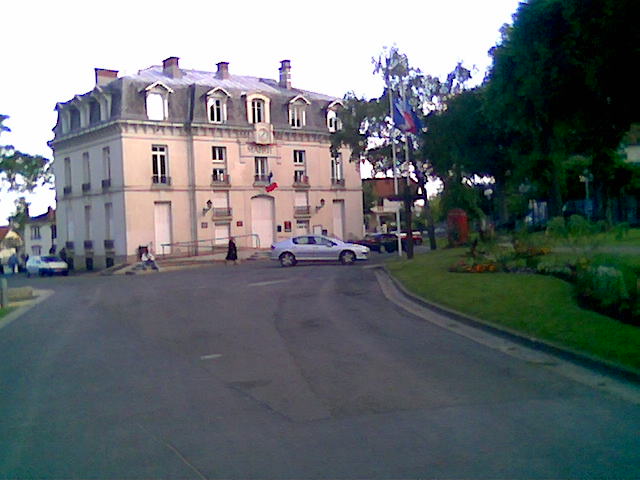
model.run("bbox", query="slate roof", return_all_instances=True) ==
[54,62,339,134]
[133,66,336,102]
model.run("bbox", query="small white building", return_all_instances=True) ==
[22,207,57,257]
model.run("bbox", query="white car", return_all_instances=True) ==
[271,235,370,267]
[25,255,69,277]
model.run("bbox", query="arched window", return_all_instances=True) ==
[246,93,271,124]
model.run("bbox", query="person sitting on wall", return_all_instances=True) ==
[141,246,160,271]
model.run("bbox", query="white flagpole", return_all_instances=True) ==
[388,82,403,256]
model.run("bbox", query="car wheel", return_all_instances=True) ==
[279,252,297,267]
[62,271,69,276]
[26,270,31,278]
[38,269,45,277]
[340,250,356,265]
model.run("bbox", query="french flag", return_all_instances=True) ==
[393,99,422,134]
[265,172,278,192]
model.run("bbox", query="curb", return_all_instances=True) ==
[0,289,55,331]
[377,265,640,384]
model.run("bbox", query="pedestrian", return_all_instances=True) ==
[59,247,67,263]
[225,237,238,265]
[7,253,18,275]
[141,246,160,271]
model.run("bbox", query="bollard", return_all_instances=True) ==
[0,278,7,308]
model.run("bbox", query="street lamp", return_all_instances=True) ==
[579,169,594,219]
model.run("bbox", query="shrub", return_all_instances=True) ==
[576,264,638,324]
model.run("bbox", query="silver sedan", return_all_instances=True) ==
[271,235,370,267]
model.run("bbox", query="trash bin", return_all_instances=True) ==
[447,209,469,246]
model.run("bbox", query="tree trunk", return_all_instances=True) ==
[419,178,437,250]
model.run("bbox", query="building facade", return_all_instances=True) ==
[22,207,57,257]
[51,57,363,269]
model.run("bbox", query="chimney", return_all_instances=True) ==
[162,56,182,79]
[279,59,291,89]
[95,68,118,87]
[216,61,230,80]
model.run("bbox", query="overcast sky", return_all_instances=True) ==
[0,0,521,223]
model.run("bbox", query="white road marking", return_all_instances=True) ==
[246,279,289,287]
[200,354,223,360]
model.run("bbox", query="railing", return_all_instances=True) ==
[152,175,172,185]
[254,174,269,184]
[104,239,114,249]
[63,186,72,195]
[158,233,261,258]
[293,173,309,186]
[212,207,232,218]
[294,205,310,216]
[331,178,345,186]
[101,179,111,190]
[211,173,230,186]
[84,240,93,250]
[82,182,91,192]
[65,241,75,250]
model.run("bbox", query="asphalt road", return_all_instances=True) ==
[1,260,639,478]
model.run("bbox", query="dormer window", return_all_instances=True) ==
[69,107,81,130]
[252,99,265,123]
[246,93,271,124]
[206,87,230,124]
[147,93,166,121]
[327,100,343,132]
[143,81,173,121]
[289,95,310,129]
[89,100,101,125]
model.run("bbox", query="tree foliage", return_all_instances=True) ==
[484,0,640,216]
[0,114,51,192]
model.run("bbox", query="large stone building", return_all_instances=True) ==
[51,57,363,269]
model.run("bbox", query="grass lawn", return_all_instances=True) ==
[387,247,640,372]
[0,307,15,321]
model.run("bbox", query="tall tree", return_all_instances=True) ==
[485,0,640,217]
[0,114,51,192]
[332,47,472,254]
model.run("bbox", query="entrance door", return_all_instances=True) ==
[332,200,345,240]
[214,223,230,245]
[154,202,172,254]
[251,196,274,248]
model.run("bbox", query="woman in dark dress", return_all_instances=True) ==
[225,237,238,265]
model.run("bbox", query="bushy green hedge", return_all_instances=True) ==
[575,257,638,325]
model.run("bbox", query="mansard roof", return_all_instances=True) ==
[131,65,335,102]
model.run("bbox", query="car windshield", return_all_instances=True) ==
[41,256,62,262]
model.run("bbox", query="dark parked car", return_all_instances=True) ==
[354,233,400,253]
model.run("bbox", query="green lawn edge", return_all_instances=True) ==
[386,248,640,372]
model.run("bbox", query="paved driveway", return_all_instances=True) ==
[1,262,639,478]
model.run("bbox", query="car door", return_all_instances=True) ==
[292,236,315,260]
[313,236,338,260]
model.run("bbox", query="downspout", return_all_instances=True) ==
[186,84,198,256]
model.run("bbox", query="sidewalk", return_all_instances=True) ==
[107,248,270,275]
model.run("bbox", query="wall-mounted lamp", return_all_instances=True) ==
[202,199,213,216]
[315,198,325,212]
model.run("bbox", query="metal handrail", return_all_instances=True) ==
[158,233,261,258]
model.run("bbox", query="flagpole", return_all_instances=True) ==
[388,82,403,256]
